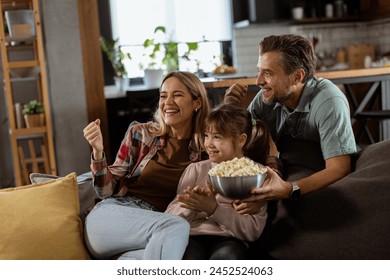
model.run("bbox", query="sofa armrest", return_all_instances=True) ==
[250,140,390,259]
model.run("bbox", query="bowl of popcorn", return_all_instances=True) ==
[208,157,267,199]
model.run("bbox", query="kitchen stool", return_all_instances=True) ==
[355,110,390,144]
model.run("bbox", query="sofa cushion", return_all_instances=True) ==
[0,173,90,260]
[29,171,97,222]
[250,139,390,259]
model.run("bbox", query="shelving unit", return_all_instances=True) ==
[0,0,56,186]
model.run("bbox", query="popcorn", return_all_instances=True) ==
[208,157,267,177]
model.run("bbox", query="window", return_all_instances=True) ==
[109,0,232,78]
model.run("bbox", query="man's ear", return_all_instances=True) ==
[292,68,305,85]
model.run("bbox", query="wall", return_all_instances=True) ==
[41,0,92,176]
[233,18,390,77]
[0,76,13,186]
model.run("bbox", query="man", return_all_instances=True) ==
[225,34,357,202]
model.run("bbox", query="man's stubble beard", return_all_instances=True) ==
[262,89,292,105]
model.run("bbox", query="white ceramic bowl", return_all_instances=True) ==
[208,173,267,199]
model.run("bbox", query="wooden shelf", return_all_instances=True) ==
[0,0,57,186]
[8,60,39,68]
[14,127,47,137]
[4,35,36,43]
[292,16,362,24]
[0,1,30,10]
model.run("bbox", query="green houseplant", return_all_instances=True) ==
[142,26,198,87]
[143,26,199,72]
[22,99,45,128]
[100,36,132,90]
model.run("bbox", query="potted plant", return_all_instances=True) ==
[22,99,45,128]
[142,26,198,87]
[100,36,132,91]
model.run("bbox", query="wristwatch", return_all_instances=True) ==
[289,181,301,200]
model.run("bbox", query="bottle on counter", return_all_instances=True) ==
[364,55,372,68]
[336,48,346,63]
[334,0,344,17]
[325,3,334,18]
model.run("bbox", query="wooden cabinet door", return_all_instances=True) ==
[360,0,377,16]
[361,0,390,17]
[377,0,390,16]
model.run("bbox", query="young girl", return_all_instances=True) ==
[166,102,280,259]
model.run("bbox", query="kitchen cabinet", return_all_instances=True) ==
[105,85,159,162]
[232,0,390,26]
[231,0,249,24]
[360,0,390,18]
[290,0,362,24]
[106,95,129,161]
[232,0,290,24]
[0,0,56,185]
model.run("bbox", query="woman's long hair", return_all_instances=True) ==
[147,71,211,152]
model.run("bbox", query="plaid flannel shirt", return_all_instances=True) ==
[90,121,202,199]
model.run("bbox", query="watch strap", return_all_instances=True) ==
[289,181,301,200]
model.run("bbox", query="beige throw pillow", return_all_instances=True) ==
[0,172,90,259]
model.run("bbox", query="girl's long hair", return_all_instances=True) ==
[205,102,270,163]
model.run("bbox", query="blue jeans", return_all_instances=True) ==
[84,197,190,260]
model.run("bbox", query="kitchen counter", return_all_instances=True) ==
[202,67,390,142]
[105,67,390,98]
[104,67,390,144]
[201,67,390,89]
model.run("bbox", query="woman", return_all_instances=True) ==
[83,71,210,260]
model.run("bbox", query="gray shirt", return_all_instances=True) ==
[248,78,357,170]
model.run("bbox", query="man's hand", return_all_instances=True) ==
[242,167,292,202]
[232,200,266,215]
[224,83,248,105]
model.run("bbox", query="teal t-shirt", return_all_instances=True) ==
[248,78,357,165]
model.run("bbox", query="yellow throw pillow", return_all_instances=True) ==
[0,172,90,259]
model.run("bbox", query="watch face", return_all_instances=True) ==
[290,188,301,200]
[290,182,301,200]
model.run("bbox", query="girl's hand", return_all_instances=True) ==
[177,181,217,216]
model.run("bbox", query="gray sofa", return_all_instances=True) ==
[248,139,390,259]
[44,139,389,259]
